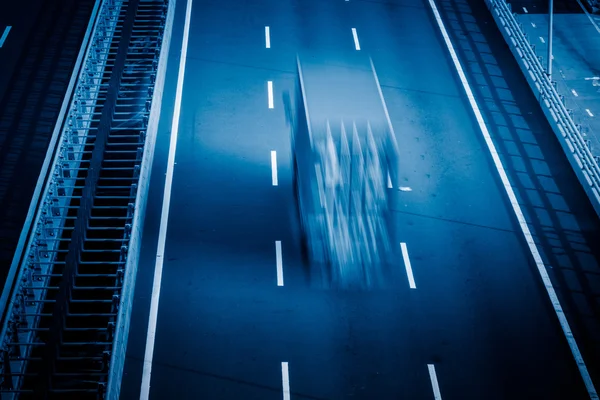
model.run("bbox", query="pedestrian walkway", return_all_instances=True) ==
[510,1,600,161]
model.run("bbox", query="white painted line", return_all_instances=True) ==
[370,59,401,171]
[276,241,284,286]
[139,0,193,399]
[427,364,443,400]
[539,36,545,43]
[400,242,416,289]
[426,0,598,397]
[282,361,291,400]
[584,77,600,80]
[523,6,528,13]
[265,26,271,48]
[387,173,393,188]
[351,28,361,50]
[271,150,278,186]
[398,186,412,192]
[572,89,579,97]
[268,80,274,109]
[586,109,595,117]
[531,22,536,28]
[0,26,11,48]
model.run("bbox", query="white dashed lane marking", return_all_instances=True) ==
[0,26,12,48]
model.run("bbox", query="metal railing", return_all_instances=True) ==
[485,0,600,217]
[0,0,172,397]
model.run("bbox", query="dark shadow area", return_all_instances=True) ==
[0,0,95,280]
[436,0,600,388]
[507,0,586,14]
[125,354,328,400]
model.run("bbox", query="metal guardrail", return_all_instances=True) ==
[485,0,600,218]
[0,0,172,397]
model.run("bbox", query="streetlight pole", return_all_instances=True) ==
[548,0,554,79]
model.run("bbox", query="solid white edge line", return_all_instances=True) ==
[426,0,599,398]
[268,80,274,109]
[427,364,443,400]
[271,150,278,186]
[0,26,12,48]
[351,27,361,50]
[400,242,416,289]
[139,0,194,398]
[265,26,271,48]
[282,361,291,400]
[276,240,284,286]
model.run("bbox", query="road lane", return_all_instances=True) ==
[0,0,96,281]
[122,0,600,398]
[442,0,600,389]
[350,0,596,397]
[0,0,44,100]
[122,0,297,398]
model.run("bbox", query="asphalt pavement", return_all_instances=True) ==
[0,1,43,102]
[121,0,600,398]
[0,0,96,280]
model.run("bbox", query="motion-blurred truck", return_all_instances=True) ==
[287,57,400,289]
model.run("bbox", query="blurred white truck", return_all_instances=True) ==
[288,57,400,289]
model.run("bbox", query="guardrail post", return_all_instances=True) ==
[33,0,141,396]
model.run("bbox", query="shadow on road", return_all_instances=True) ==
[436,0,600,384]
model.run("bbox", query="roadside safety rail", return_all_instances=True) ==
[0,0,174,397]
[485,0,600,218]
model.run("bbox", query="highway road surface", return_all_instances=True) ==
[0,1,44,102]
[121,0,600,398]
[0,0,95,281]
